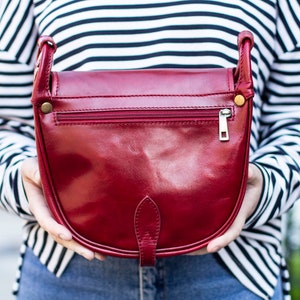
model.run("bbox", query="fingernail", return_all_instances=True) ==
[58,233,69,240]
[208,244,220,253]
[95,253,106,261]
[211,246,220,252]
[81,250,94,261]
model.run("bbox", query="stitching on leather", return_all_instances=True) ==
[55,72,60,97]
[52,92,234,99]
[54,120,221,126]
[239,42,245,88]
[226,68,231,92]
[45,49,54,98]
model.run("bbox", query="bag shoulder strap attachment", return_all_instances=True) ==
[234,31,255,106]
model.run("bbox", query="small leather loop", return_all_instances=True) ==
[234,31,254,102]
[134,196,161,266]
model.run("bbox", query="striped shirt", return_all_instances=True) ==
[1,0,300,299]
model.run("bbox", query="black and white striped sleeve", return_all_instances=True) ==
[245,0,300,228]
[0,0,38,218]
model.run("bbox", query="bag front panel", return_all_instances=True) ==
[34,69,251,256]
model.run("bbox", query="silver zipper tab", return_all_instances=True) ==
[219,108,232,141]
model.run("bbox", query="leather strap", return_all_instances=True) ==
[234,30,254,101]
[34,33,254,105]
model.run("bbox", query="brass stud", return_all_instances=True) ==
[41,102,53,114]
[234,94,245,106]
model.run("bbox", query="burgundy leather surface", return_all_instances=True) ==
[32,31,254,266]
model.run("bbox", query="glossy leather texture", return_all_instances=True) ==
[32,31,254,266]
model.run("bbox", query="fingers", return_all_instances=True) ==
[187,248,209,256]
[207,163,263,252]
[22,158,72,241]
[21,157,106,261]
[207,215,245,252]
[95,253,106,261]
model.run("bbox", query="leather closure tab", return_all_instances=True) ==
[134,196,161,266]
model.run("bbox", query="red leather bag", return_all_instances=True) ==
[32,31,254,266]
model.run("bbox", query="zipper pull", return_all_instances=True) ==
[219,108,231,141]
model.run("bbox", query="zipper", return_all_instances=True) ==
[219,108,232,141]
[55,108,232,141]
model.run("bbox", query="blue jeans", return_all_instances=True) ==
[17,247,283,300]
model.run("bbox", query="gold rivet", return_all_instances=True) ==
[234,94,245,106]
[41,102,53,114]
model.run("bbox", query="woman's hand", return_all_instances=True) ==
[206,163,263,252]
[189,163,263,255]
[21,157,105,261]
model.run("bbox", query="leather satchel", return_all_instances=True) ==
[32,31,254,266]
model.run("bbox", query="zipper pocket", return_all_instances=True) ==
[55,108,232,141]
